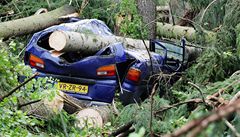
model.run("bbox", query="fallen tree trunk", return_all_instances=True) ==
[75,105,111,128]
[49,30,202,61]
[0,5,77,39]
[49,30,152,52]
[21,91,88,119]
[22,91,65,119]
[157,22,217,43]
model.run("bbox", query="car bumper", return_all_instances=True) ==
[19,72,117,103]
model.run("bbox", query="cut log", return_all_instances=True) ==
[22,91,65,119]
[75,106,111,128]
[49,30,151,52]
[157,22,217,43]
[49,30,201,61]
[0,5,77,39]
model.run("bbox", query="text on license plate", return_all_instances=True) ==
[57,82,88,94]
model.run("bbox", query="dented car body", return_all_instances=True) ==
[24,19,185,104]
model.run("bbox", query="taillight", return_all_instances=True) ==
[97,65,116,76]
[29,54,44,69]
[126,68,141,83]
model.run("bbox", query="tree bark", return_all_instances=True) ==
[21,91,91,119]
[137,0,156,39]
[22,91,64,119]
[157,22,217,43]
[0,5,77,39]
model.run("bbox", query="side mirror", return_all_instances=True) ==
[181,37,186,63]
[149,39,155,52]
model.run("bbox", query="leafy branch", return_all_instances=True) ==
[0,72,39,102]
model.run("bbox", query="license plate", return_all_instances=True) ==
[57,82,88,94]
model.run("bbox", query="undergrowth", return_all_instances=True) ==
[115,0,240,136]
[116,72,240,136]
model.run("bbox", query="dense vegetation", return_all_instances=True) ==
[1,0,240,136]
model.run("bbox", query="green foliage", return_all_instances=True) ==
[0,44,39,136]
[156,0,170,5]
[231,115,240,133]
[0,46,31,93]
[116,96,173,134]
[45,111,78,136]
[223,0,240,28]
[182,0,240,84]
[0,41,63,136]
[187,47,240,84]
[187,0,212,10]
[115,72,240,136]
[199,0,226,30]
[154,73,240,135]
[0,108,43,136]
[81,0,118,30]
[117,0,148,39]
[199,121,227,137]
[175,65,240,103]
[236,24,240,55]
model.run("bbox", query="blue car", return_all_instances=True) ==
[24,18,185,105]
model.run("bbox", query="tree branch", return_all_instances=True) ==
[200,0,218,25]
[117,127,135,137]
[154,98,203,114]
[223,118,240,137]
[18,99,41,109]
[79,0,89,15]
[150,83,158,137]
[0,73,39,102]
[188,82,207,106]
[211,80,240,98]
[109,121,134,137]
[164,98,240,137]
